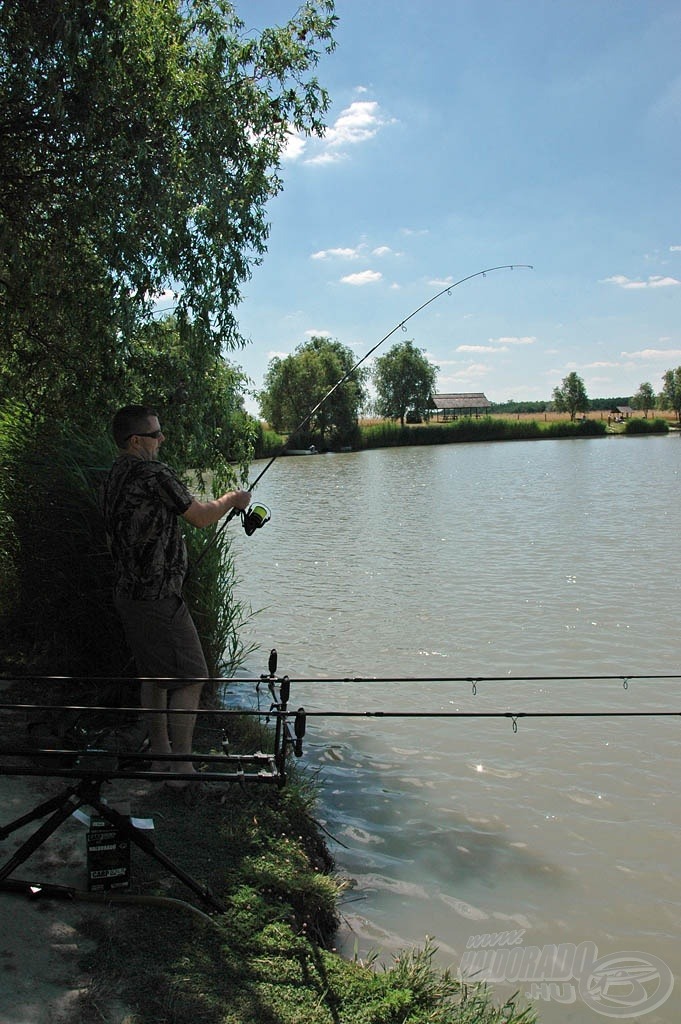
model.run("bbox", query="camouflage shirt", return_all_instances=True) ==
[103,455,194,600]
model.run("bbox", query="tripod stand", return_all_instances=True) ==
[0,775,226,913]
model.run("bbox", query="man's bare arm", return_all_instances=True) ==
[182,489,251,529]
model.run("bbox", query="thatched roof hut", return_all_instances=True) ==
[430,393,491,419]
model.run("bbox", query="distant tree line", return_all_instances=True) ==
[498,369,681,422]
[258,337,437,447]
[258,340,681,447]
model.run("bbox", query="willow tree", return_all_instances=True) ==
[259,336,368,449]
[373,339,438,426]
[0,0,337,427]
[0,1,337,675]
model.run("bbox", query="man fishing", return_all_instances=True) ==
[103,405,250,787]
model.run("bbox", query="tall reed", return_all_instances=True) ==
[0,404,254,681]
[358,416,606,449]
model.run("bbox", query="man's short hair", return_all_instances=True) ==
[112,405,158,449]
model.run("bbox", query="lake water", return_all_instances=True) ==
[230,434,681,1023]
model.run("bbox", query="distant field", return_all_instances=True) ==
[359,410,678,426]
[501,409,676,423]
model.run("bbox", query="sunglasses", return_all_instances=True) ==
[125,429,163,441]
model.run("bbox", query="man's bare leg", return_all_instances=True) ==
[140,680,172,771]
[167,682,204,778]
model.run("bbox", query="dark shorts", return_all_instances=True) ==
[115,595,208,690]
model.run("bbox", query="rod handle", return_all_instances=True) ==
[294,708,306,757]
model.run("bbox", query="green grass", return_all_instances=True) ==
[255,415,611,457]
[358,416,606,448]
[71,764,537,1024]
[622,417,669,435]
[0,703,533,1024]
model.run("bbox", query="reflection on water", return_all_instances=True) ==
[231,436,681,1023]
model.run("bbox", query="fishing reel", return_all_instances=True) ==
[241,502,271,537]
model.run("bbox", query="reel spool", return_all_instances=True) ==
[241,502,271,536]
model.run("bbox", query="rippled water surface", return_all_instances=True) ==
[230,435,681,1023]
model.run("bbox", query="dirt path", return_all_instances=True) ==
[0,773,142,1024]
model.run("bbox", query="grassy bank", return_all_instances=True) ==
[255,413,670,457]
[358,415,606,448]
[0,685,535,1024]
[77,778,535,1023]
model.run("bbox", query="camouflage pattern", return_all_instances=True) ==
[103,454,194,600]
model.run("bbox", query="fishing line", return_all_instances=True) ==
[247,263,533,491]
[10,671,679,681]
[293,709,681,736]
[194,263,533,561]
[3,670,680,699]
[297,710,681,719]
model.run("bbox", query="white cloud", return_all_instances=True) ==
[602,274,680,289]
[583,361,621,368]
[340,270,383,286]
[305,149,346,167]
[324,100,392,148]
[646,276,679,288]
[621,348,681,359]
[311,247,361,260]
[304,328,333,338]
[311,243,399,261]
[457,344,508,353]
[670,245,681,252]
[439,363,490,384]
[452,336,534,355]
[281,98,394,164]
[266,350,290,361]
[489,336,536,346]
[281,131,307,162]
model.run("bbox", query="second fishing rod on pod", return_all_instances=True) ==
[195,263,533,566]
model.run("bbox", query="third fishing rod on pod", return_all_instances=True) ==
[199,263,534,561]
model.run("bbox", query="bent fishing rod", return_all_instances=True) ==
[197,263,533,559]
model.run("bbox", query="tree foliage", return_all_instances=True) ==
[659,367,681,421]
[0,0,337,426]
[0,2,338,676]
[258,336,368,448]
[116,315,257,480]
[490,400,548,414]
[552,372,589,421]
[632,381,655,418]
[372,339,438,426]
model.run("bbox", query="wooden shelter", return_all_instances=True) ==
[611,405,635,420]
[430,392,492,420]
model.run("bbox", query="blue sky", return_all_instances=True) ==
[224,1,681,413]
